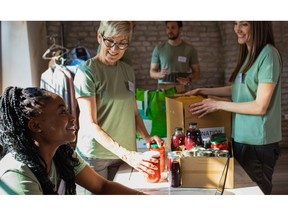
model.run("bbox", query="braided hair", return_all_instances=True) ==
[0,86,79,194]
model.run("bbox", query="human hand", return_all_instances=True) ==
[144,135,165,149]
[189,98,219,118]
[182,88,200,96]
[161,67,168,75]
[128,152,159,176]
[176,76,191,85]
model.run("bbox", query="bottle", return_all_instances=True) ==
[185,122,203,150]
[170,155,181,187]
[171,127,185,151]
[202,137,211,149]
[142,151,161,183]
[149,143,165,173]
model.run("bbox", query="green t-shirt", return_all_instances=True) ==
[74,58,137,159]
[0,151,87,195]
[231,44,282,145]
[151,40,199,83]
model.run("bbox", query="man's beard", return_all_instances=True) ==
[167,33,179,40]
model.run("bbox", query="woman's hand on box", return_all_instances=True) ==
[189,98,219,118]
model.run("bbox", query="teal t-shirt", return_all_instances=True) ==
[231,44,282,145]
[0,151,87,195]
[151,40,199,83]
[74,58,137,159]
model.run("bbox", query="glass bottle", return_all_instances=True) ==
[185,122,203,150]
[171,127,185,151]
[149,143,165,173]
[170,155,181,188]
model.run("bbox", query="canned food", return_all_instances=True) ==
[218,150,230,157]
[210,133,230,150]
[203,150,212,157]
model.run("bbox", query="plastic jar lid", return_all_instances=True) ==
[149,143,159,148]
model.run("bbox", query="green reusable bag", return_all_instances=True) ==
[136,87,176,138]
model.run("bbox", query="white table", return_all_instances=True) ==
[114,163,264,195]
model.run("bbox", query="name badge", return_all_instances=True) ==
[178,56,187,63]
[236,72,245,83]
[128,81,135,93]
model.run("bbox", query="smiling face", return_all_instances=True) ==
[29,93,76,147]
[97,33,128,65]
[234,21,252,50]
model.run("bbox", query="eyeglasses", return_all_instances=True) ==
[101,34,129,50]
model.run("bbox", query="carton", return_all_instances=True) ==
[165,96,232,150]
[180,155,234,188]
[166,96,234,188]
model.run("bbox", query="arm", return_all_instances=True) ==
[149,63,166,80]
[77,96,158,175]
[75,165,145,195]
[190,83,276,118]
[184,86,232,97]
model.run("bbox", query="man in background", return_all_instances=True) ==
[149,21,200,92]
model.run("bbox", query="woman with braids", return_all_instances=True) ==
[0,86,145,195]
[183,21,282,195]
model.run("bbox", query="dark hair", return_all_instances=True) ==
[229,21,276,82]
[165,21,183,28]
[0,86,79,194]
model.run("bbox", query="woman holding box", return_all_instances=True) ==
[183,21,282,195]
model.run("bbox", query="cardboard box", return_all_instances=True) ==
[165,96,232,150]
[180,155,234,188]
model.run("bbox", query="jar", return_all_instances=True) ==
[149,143,165,172]
[210,133,229,150]
[185,122,203,150]
[171,127,185,151]
[142,151,161,183]
[170,155,181,187]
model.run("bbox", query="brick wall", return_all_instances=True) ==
[46,21,288,147]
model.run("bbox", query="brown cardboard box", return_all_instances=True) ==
[165,96,232,150]
[166,95,234,188]
[180,155,234,188]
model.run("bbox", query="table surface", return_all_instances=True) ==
[113,163,264,195]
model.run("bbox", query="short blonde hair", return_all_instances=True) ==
[98,21,133,42]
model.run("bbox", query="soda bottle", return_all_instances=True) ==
[185,122,203,150]
[171,127,185,151]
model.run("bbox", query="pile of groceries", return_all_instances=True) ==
[144,122,231,188]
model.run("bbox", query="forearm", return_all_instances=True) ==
[217,100,267,115]
[150,69,164,80]
[87,123,137,165]
[198,86,232,97]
